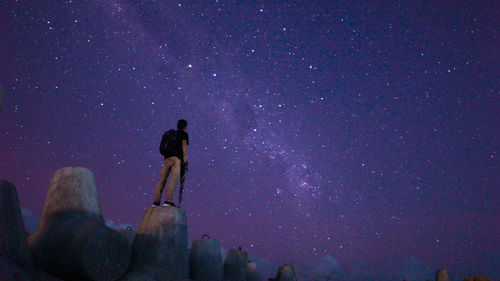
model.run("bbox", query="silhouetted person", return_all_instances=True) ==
[153,119,189,207]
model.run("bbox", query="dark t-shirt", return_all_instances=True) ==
[165,130,189,160]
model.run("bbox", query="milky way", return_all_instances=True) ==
[0,1,498,280]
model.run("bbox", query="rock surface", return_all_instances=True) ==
[0,256,63,281]
[273,265,295,281]
[247,261,262,281]
[473,274,493,281]
[28,167,131,281]
[223,248,248,281]
[119,271,157,281]
[189,235,223,281]
[436,268,450,281]
[0,84,4,111]
[37,167,103,230]
[0,180,32,265]
[130,206,189,281]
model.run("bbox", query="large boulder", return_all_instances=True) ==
[129,206,189,281]
[0,180,32,265]
[28,167,132,281]
[189,234,223,281]
[223,247,248,281]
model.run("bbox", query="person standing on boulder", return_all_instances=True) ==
[153,119,189,207]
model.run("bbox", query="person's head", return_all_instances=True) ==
[177,119,188,130]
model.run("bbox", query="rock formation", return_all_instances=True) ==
[0,180,32,265]
[28,167,132,281]
[129,206,189,281]
[223,247,248,281]
[189,234,223,281]
[436,268,450,281]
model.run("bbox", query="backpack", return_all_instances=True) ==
[159,129,179,157]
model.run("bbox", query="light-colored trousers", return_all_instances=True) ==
[153,156,181,203]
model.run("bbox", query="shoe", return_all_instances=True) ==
[163,201,176,207]
[152,201,160,207]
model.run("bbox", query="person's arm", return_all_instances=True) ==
[182,139,187,162]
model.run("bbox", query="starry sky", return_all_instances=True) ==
[0,1,498,280]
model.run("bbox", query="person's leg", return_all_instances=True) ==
[153,158,172,203]
[164,157,181,203]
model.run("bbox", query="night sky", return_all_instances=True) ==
[1,1,498,280]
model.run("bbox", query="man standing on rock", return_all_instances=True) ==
[153,119,189,207]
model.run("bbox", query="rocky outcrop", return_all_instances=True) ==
[0,180,32,265]
[436,268,450,281]
[28,167,132,281]
[129,206,189,281]
[223,247,248,281]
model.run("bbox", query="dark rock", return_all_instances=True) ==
[247,261,262,281]
[464,276,474,281]
[223,248,248,281]
[30,218,132,280]
[21,208,39,235]
[0,256,63,281]
[273,265,295,281]
[0,256,31,281]
[0,180,32,265]
[28,167,131,281]
[0,84,4,111]
[473,274,493,281]
[119,271,156,281]
[248,271,263,281]
[436,268,450,281]
[116,226,136,250]
[130,206,189,281]
[189,234,223,281]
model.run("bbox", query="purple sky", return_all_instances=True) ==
[1,1,498,280]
